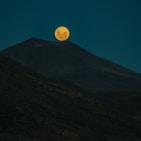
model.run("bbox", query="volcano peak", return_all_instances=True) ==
[1,38,141,92]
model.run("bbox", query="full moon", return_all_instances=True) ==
[54,26,70,41]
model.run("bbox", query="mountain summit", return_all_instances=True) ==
[1,38,141,92]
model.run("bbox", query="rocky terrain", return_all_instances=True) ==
[0,54,141,141]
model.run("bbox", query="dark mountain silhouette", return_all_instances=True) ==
[1,37,141,92]
[0,54,141,141]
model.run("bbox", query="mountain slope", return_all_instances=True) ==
[0,54,141,140]
[1,38,141,92]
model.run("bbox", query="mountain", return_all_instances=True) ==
[0,54,141,141]
[1,37,141,92]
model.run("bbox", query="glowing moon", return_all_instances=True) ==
[54,26,70,41]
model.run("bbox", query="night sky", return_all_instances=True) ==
[0,0,141,73]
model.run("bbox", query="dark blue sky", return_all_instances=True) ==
[0,0,141,73]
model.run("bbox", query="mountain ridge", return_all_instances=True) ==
[1,38,141,92]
